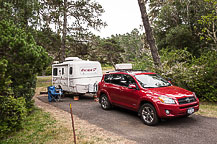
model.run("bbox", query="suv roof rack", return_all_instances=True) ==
[106,69,150,74]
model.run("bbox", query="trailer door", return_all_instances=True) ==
[60,65,68,90]
[52,66,61,86]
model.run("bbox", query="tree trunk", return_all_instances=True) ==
[60,0,67,62]
[138,0,161,67]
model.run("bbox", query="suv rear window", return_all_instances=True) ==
[104,74,122,85]
[104,74,137,87]
[111,74,122,85]
[104,74,112,83]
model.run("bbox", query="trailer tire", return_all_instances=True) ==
[100,94,111,110]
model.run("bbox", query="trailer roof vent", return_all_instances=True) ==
[65,57,82,61]
[115,63,132,71]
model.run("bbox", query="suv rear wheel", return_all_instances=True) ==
[100,94,111,110]
[139,103,159,126]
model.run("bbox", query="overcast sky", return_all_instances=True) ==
[94,0,143,38]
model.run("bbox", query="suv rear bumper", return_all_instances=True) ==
[156,101,199,118]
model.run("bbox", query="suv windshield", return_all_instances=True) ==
[135,74,171,88]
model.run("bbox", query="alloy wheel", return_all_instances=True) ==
[101,96,108,109]
[141,106,154,124]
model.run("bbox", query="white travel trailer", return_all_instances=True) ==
[52,57,102,94]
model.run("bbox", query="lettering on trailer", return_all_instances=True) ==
[80,67,97,74]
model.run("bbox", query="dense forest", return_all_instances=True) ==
[0,0,216,138]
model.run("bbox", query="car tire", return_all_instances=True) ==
[100,94,111,110]
[139,103,159,126]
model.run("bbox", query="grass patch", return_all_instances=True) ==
[0,108,70,144]
[0,107,116,144]
[197,102,217,118]
[36,76,52,88]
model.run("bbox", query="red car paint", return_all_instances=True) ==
[97,71,199,118]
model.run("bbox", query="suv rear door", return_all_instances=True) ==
[103,74,122,103]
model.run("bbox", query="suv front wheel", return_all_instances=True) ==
[139,103,159,126]
[100,94,111,110]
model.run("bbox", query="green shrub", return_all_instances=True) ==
[156,48,217,102]
[0,96,27,139]
[45,66,52,76]
[157,48,193,88]
[0,20,51,137]
[187,51,217,101]
[135,48,217,102]
[0,59,12,96]
[0,20,51,108]
[132,54,154,71]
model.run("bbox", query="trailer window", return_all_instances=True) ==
[69,67,73,75]
[53,68,58,76]
[62,68,64,75]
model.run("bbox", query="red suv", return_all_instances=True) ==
[97,71,199,125]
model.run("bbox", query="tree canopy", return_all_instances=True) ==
[151,0,217,55]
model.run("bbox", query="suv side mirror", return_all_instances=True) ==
[128,84,137,89]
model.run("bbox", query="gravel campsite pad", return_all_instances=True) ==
[34,87,136,144]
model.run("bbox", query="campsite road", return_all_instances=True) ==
[38,95,217,144]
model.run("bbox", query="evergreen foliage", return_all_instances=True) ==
[152,0,214,56]
[0,20,51,137]
[99,37,124,66]
[0,96,27,138]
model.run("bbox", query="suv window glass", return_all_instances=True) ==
[104,74,136,87]
[120,74,137,87]
[135,74,171,88]
[104,74,112,83]
[111,74,122,85]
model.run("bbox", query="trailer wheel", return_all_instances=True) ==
[100,94,111,110]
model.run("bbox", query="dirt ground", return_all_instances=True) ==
[34,87,136,144]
